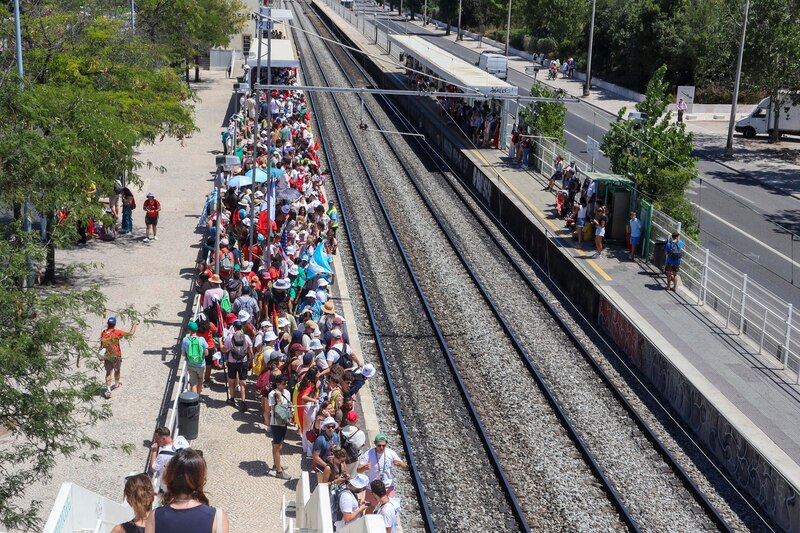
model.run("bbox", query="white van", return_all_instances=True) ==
[735,95,800,138]
[476,52,508,80]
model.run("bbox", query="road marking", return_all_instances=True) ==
[694,204,800,269]
[688,182,756,205]
[469,149,613,281]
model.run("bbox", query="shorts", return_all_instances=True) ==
[576,217,586,228]
[665,263,681,274]
[103,357,122,373]
[145,215,159,226]
[271,424,288,444]
[187,364,205,385]
[205,350,216,366]
[227,361,248,380]
[630,236,641,246]
[596,227,605,237]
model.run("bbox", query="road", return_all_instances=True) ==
[363,8,800,307]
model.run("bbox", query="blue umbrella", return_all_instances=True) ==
[227,168,267,187]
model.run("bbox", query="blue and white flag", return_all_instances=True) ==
[308,243,334,276]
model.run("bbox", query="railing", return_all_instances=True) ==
[148,195,214,490]
[649,209,800,378]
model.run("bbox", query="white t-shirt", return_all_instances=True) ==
[334,490,360,529]
[153,444,177,491]
[374,499,399,533]
[268,388,291,426]
[358,447,401,488]
[327,342,353,366]
[314,351,329,371]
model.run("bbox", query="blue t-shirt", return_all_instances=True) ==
[665,240,684,265]
[182,336,209,367]
[312,431,340,461]
[628,218,643,238]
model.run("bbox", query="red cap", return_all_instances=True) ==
[290,343,305,353]
[346,411,358,423]
[332,317,344,325]
[225,313,238,324]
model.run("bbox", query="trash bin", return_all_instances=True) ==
[652,237,668,270]
[178,391,200,440]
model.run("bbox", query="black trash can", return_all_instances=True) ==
[178,391,200,440]
[652,237,668,271]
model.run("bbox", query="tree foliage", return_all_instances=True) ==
[519,84,566,144]
[600,65,699,236]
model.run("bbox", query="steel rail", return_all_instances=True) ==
[303,5,644,531]
[314,8,734,531]
[290,3,529,530]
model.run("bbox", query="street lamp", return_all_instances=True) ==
[725,0,751,158]
[130,0,135,31]
[456,0,462,41]
[583,0,596,97]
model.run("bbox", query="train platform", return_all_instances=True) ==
[310,0,800,520]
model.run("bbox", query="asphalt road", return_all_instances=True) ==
[365,10,800,306]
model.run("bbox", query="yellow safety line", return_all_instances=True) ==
[469,149,613,282]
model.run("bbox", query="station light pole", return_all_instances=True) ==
[456,0,462,41]
[583,0,596,97]
[725,0,750,158]
[504,0,512,56]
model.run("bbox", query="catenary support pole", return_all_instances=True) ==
[583,0,596,97]
[724,0,750,158]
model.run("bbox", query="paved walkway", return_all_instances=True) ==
[24,70,231,524]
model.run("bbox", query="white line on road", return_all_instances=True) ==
[694,203,800,269]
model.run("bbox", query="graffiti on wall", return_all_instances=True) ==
[599,297,799,532]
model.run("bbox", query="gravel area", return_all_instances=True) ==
[293,5,518,531]
[296,4,625,531]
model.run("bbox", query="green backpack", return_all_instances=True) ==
[186,336,204,365]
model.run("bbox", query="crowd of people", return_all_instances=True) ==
[112,67,401,532]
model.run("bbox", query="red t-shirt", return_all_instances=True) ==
[144,199,160,217]
[200,322,218,348]
[100,328,126,358]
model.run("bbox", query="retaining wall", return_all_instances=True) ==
[313,3,800,530]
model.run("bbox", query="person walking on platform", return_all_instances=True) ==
[665,231,684,292]
[99,316,138,399]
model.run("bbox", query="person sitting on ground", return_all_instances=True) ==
[112,473,154,533]
[146,448,229,533]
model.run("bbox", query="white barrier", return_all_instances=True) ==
[43,482,133,533]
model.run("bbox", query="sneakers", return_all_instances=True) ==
[111,382,122,391]
[226,397,237,407]
[591,252,600,258]
[238,400,247,413]
[152,236,158,241]
[274,470,289,479]
[103,389,112,399]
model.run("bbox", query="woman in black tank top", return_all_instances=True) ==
[111,474,153,533]
[145,448,229,533]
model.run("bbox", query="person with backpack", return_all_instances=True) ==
[266,374,292,479]
[312,416,341,479]
[358,434,407,506]
[368,479,400,533]
[665,231,684,292]
[231,285,259,325]
[326,329,362,372]
[223,320,253,412]
[211,238,236,279]
[332,473,370,530]
[182,321,209,394]
[149,427,178,492]
[340,411,366,477]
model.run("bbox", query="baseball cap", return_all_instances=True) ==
[187,321,198,332]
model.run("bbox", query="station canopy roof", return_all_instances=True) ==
[246,38,299,69]
[389,35,518,97]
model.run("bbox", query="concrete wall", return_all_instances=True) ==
[314,4,798,530]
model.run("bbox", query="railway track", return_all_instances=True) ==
[288,1,736,531]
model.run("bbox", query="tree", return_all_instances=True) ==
[135,0,247,83]
[741,0,800,143]
[519,84,567,144]
[600,65,699,235]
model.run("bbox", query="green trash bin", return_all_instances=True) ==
[178,391,200,440]
[652,237,668,271]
